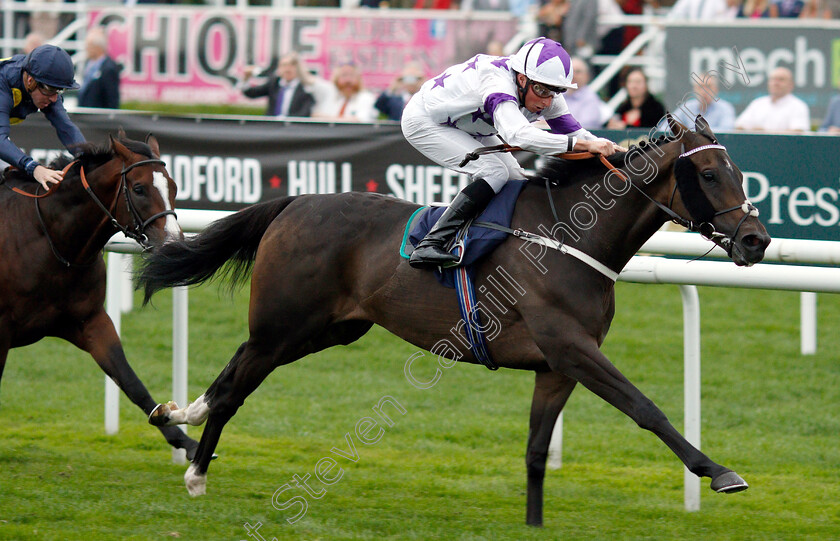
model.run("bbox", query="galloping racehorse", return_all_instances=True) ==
[0,134,199,459]
[140,116,770,525]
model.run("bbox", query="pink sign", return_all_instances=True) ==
[90,8,517,105]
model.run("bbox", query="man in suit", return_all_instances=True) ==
[78,27,121,109]
[242,52,315,118]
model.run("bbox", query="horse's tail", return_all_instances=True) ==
[138,196,298,304]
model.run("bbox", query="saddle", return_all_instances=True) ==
[401,180,527,288]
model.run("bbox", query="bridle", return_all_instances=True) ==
[460,138,759,257]
[82,158,177,249]
[12,157,176,267]
[664,142,759,256]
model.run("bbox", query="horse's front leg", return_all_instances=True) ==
[525,370,577,527]
[537,329,748,494]
[68,309,200,459]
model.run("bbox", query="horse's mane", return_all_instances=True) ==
[74,139,153,173]
[530,133,676,187]
[2,138,154,185]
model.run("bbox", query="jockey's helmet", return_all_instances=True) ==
[23,45,80,90]
[508,38,577,92]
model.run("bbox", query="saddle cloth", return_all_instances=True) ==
[401,179,527,288]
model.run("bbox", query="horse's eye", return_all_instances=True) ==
[133,184,145,195]
[701,171,716,182]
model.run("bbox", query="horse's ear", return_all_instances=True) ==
[145,133,161,158]
[694,114,716,141]
[110,134,132,161]
[117,127,127,140]
[666,112,688,138]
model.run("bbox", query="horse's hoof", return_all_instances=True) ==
[711,471,749,493]
[185,463,207,496]
[149,401,179,427]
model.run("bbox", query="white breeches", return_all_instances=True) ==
[401,94,527,194]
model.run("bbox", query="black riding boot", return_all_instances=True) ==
[409,178,496,269]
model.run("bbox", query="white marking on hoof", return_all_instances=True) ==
[184,394,210,426]
[184,463,207,496]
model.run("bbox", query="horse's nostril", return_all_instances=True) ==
[743,233,770,250]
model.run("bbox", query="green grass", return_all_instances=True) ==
[1,280,838,540]
[120,102,264,117]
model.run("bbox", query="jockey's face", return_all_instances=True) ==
[517,73,553,114]
[24,73,60,110]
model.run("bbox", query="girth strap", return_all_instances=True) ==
[473,221,619,282]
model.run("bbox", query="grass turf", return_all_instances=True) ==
[0,280,838,540]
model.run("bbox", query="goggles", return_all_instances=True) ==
[530,81,565,98]
[36,82,66,97]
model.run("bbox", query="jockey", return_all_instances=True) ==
[401,37,624,269]
[0,44,86,191]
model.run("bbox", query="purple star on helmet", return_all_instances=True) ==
[432,72,451,89]
[490,58,509,70]
[441,116,459,128]
[535,40,571,75]
[463,57,479,71]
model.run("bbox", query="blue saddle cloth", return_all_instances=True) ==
[406,180,526,288]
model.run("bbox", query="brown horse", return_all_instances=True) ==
[0,134,199,459]
[140,116,770,525]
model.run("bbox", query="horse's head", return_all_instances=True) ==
[106,133,182,248]
[665,114,770,266]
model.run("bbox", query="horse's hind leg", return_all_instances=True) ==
[526,370,577,527]
[548,335,747,494]
[176,320,374,496]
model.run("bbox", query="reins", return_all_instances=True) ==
[6,161,76,198]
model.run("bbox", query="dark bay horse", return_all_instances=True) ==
[0,134,199,459]
[140,116,770,525]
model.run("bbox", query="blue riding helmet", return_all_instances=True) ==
[23,45,80,90]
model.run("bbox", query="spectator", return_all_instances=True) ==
[374,62,426,122]
[314,63,377,123]
[619,0,644,48]
[607,67,666,129]
[818,83,840,133]
[564,57,608,128]
[562,0,599,58]
[735,67,810,133]
[670,73,735,132]
[77,28,121,109]
[738,0,772,16]
[241,52,315,118]
[537,0,569,43]
[769,0,813,16]
[22,32,45,54]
